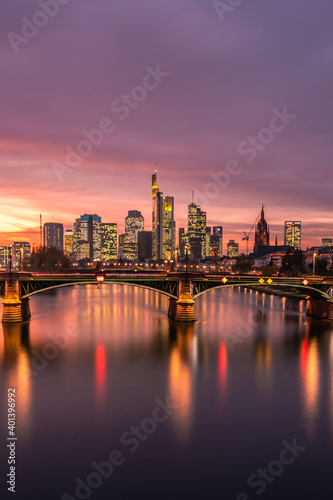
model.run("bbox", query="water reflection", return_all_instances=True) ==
[300,333,320,439]
[95,343,106,405]
[2,323,32,438]
[168,322,196,441]
[218,342,228,393]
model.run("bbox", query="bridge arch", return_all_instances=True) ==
[193,282,331,300]
[21,280,177,300]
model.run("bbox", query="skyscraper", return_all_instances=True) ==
[322,238,332,247]
[211,226,223,257]
[227,240,239,257]
[187,198,206,259]
[254,205,269,252]
[12,242,31,269]
[64,229,74,256]
[162,196,175,260]
[80,214,102,260]
[123,210,144,260]
[179,228,186,256]
[152,164,175,260]
[284,221,301,250]
[43,222,64,251]
[138,231,152,260]
[101,223,117,260]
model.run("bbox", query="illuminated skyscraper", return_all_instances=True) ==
[0,246,11,268]
[43,222,64,251]
[64,229,74,256]
[124,210,144,260]
[187,197,206,259]
[162,196,175,259]
[80,214,102,260]
[212,226,223,257]
[12,242,31,269]
[206,227,212,258]
[101,223,117,260]
[227,240,239,257]
[254,205,269,252]
[322,238,332,247]
[152,164,175,260]
[284,221,301,250]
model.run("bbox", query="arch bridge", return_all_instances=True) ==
[1,271,333,323]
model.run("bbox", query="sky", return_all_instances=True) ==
[1,0,332,251]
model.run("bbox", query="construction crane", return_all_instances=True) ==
[242,210,261,255]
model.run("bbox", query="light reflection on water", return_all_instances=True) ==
[0,284,333,499]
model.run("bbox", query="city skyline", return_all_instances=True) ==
[1,1,332,249]
[0,168,331,251]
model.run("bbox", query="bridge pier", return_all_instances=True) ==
[2,279,23,323]
[168,280,195,322]
[21,297,31,321]
[306,298,333,320]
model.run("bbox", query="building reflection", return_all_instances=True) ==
[300,330,320,439]
[168,322,196,441]
[218,342,228,393]
[95,343,106,406]
[2,323,32,438]
[255,335,272,392]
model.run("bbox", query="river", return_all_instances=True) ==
[1,284,333,499]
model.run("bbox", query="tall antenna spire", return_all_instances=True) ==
[40,213,43,248]
[155,160,157,174]
[192,190,194,203]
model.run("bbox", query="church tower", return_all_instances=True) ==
[254,204,270,251]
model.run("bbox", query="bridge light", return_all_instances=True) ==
[303,279,309,286]
[221,277,228,284]
[96,275,105,283]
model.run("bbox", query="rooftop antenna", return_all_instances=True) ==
[155,160,157,174]
[192,190,194,203]
[40,213,43,248]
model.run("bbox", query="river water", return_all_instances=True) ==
[1,284,333,500]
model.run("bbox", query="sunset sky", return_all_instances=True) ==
[1,0,332,251]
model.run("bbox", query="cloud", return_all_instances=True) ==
[0,0,332,249]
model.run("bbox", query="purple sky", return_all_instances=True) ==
[1,0,332,250]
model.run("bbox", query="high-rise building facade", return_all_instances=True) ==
[80,214,102,260]
[254,205,269,252]
[138,231,153,260]
[284,221,301,250]
[123,210,144,260]
[321,238,332,247]
[187,200,206,259]
[101,223,117,260]
[12,242,31,269]
[162,196,175,260]
[64,229,74,256]
[44,222,64,251]
[152,165,175,260]
[179,228,186,256]
[0,246,11,268]
[211,226,223,257]
[206,227,212,258]
[227,240,239,257]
